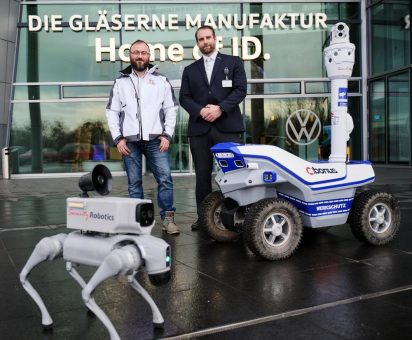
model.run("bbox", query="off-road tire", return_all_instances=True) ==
[348,190,400,245]
[199,191,240,242]
[243,198,303,260]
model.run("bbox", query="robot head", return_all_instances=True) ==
[330,22,350,45]
[324,21,355,79]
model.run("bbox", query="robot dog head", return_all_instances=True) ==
[68,164,156,234]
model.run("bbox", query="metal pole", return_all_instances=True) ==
[2,147,10,179]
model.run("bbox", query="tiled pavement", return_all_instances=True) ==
[1,166,412,339]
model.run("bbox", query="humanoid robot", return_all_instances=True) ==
[20,164,171,340]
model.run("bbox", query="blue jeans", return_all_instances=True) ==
[123,139,175,219]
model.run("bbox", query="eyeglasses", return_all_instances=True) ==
[129,50,150,57]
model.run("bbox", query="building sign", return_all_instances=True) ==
[285,109,321,145]
[27,11,328,63]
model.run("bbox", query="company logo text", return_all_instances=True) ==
[316,203,347,211]
[306,166,338,175]
[89,211,114,221]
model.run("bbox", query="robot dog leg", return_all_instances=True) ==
[19,233,67,328]
[80,245,142,340]
[128,276,165,327]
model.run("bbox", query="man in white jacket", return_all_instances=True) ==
[106,39,179,235]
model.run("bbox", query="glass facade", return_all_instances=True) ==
[9,1,363,175]
[369,0,411,164]
[370,1,410,75]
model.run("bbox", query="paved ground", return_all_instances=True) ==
[1,165,412,339]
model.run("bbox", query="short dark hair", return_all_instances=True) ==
[130,39,150,51]
[195,25,216,42]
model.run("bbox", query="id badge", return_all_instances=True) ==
[222,80,232,88]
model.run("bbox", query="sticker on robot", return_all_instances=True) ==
[338,88,348,100]
[331,113,339,125]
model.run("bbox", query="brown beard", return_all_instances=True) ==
[130,58,149,72]
[200,44,215,55]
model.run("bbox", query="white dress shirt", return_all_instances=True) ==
[203,50,218,83]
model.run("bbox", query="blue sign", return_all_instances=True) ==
[338,88,348,100]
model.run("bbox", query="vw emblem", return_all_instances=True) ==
[286,109,322,145]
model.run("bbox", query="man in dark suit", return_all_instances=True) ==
[179,25,247,230]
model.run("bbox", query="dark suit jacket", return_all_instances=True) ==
[179,52,247,137]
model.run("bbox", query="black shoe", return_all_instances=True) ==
[191,220,199,231]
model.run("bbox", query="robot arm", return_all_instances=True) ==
[346,113,354,140]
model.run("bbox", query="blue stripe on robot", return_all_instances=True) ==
[278,192,353,216]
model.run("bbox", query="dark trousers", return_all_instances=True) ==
[189,125,242,216]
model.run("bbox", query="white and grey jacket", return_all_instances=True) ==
[106,64,178,144]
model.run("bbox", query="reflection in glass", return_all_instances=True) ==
[14,86,60,100]
[169,90,189,173]
[370,3,410,75]
[388,72,410,163]
[63,85,112,98]
[245,97,329,161]
[347,97,362,161]
[10,102,123,174]
[242,3,360,79]
[370,80,386,162]
[16,28,121,82]
[249,82,301,95]
[306,82,330,94]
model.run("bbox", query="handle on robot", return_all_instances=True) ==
[81,245,142,340]
[19,233,67,328]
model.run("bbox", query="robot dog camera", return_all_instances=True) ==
[19,164,171,340]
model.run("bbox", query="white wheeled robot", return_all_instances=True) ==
[199,23,401,260]
[19,165,171,340]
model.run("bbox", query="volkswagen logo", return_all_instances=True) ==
[286,109,321,145]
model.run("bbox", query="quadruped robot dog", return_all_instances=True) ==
[20,165,171,340]
[199,22,401,260]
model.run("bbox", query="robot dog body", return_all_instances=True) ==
[20,168,171,340]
